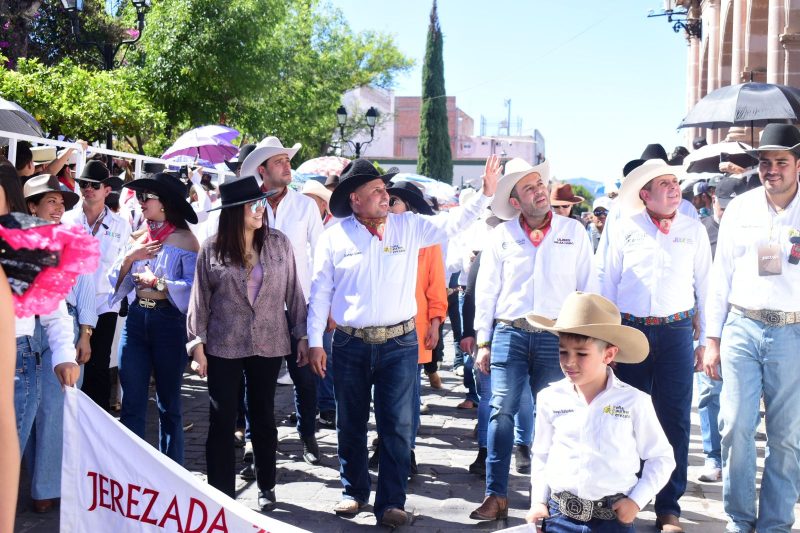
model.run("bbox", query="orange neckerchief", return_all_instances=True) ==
[520,211,553,247]
[263,185,288,212]
[355,216,387,240]
[646,208,677,235]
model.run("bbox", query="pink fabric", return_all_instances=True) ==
[0,221,100,318]
[247,260,263,305]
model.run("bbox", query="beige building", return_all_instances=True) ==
[677,0,800,144]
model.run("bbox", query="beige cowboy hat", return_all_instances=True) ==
[23,174,80,210]
[31,145,56,165]
[491,158,550,220]
[301,178,332,205]
[616,158,686,216]
[526,292,649,364]
[240,136,302,183]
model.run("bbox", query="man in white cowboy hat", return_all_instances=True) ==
[600,158,711,533]
[62,159,131,411]
[524,292,675,530]
[239,136,324,466]
[306,156,499,528]
[301,178,335,228]
[704,123,800,533]
[470,157,596,522]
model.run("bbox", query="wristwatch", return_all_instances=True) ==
[81,326,93,337]
[155,277,167,291]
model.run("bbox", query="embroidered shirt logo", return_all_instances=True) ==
[602,405,631,419]
[672,237,695,245]
[552,409,574,416]
[343,249,362,258]
[103,230,121,239]
[553,238,574,245]
[624,232,645,246]
[383,244,406,255]
[502,239,526,249]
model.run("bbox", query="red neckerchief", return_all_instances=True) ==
[264,185,288,212]
[145,220,176,243]
[355,216,387,240]
[646,208,676,235]
[58,176,76,192]
[323,212,333,225]
[520,211,553,247]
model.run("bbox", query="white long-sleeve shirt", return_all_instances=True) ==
[474,215,597,345]
[601,210,711,344]
[707,186,800,338]
[307,192,492,348]
[531,369,675,510]
[16,301,77,369]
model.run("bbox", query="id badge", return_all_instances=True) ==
[757,242,782,276]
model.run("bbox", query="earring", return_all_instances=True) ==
[160,208,165,212]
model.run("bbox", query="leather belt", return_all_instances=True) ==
[336,318,416,344]
[621,308,694,326]
[496,318,544,333]
[551,491,625,522]
[731,305,800,327]
[136,297,171,310]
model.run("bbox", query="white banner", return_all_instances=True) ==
[60,387,308,533]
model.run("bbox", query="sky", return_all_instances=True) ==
[329,0,692,185]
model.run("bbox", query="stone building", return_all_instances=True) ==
[675,0,800,144]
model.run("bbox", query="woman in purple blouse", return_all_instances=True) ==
[187,176,307,512]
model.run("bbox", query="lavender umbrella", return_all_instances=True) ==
[162,125,240,165]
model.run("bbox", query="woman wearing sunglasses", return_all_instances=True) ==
[109,172,199,465]
[187,175,307,511]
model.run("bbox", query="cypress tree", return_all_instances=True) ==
[417,0,453,184]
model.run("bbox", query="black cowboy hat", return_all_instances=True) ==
[123,172,198,224]
[78,160,124,190]
[208,175,276,211]
[329,159,398,218]
[387,181,434,216]
[224,144,257,172]
[744,124,800,156]
[641,143,668,162]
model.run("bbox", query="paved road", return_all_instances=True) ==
[14,327,800,532]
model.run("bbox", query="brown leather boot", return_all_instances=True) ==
[656,514,684,532]
[469,495,508,521]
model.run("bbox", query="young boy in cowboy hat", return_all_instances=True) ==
[524,292,675,532]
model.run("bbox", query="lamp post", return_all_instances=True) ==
[335,105,378,158]
[61,0,151,151]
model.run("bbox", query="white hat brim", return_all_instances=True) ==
[240,143,301,184]
[617,159,686,216]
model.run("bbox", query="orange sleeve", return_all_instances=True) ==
[423,245,448,322]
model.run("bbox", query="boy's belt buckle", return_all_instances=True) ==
[139,298,157,309]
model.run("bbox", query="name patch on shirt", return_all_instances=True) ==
[602,404,630,419]
[383,244,406,255]
[553,238,574,245]
[624,232,646,246]
[672,237,695,245]
[501,239,526,249]
[103,230,122,240]
[343,249,362,258]
[552,408,574,417]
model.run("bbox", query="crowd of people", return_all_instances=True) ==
[3,123,800,532]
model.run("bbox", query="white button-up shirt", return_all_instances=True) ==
[531,369,675,510]
[474,215,597,345]
[707,187,800,338]
[16,301,77,369]
[264,188,323,301]
[601,210,711,344]
[307,193,492,348]
[63,204,131,314]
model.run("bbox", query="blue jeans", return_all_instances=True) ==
[463,352,479,404]
[486,324,560,497]
[283,331,317,439]
[614,318,693,517]
[696,371,722,467]
[476,364,533,449]
[543,498,635,532]
[316,329,335,412]
[25,313,83,499]
[332,328,418,521]
[14,335,42,452]
[719,313,800,533]
[119,302,188,465]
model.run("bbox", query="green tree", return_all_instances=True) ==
[417,0,452,184]
[569,184,594,214]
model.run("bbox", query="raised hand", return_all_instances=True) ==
[481,154,502,197]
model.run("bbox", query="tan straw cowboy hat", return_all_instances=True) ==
[526,292,649,364]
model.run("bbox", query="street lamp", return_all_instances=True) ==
[61,0,151,149]
[335,105,379,158]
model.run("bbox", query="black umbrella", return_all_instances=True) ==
[0,96,43,138]
[678,82,800,145]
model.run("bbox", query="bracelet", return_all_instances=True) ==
[477,341,491,349]
[81,326,93,337]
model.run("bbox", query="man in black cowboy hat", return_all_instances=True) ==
[62,160,131,411]
[705,123,800,533]
[306,156,499,528]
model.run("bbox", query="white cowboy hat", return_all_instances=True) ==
[490,158,550,221]
[239,136,301,183]
[616,159,686,216]
[301,179,332,205]
[526,292,649,364]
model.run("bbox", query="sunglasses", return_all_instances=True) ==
[250,197,268,213]
[389,197,405,207]
[77,179,102,190]
[593,208,608,217]
[136,192,160,203]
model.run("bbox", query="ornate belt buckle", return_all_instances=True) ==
[363,327,387,344]
[763,310,783,326]
[139,298,156,309]
[559,492,593,522]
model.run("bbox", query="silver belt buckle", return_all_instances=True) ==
[558,492,593,522]
[363,327,387,344]
[762,310,785,327]
[138,298,156,309]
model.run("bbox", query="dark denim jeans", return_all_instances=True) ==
[332,328,418,522]
[614,317,693,517]
[486,323,560,497]
[283,330,317,439]
[543,498,635,532]
[316,329,335,412]
[118,302,188,465]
